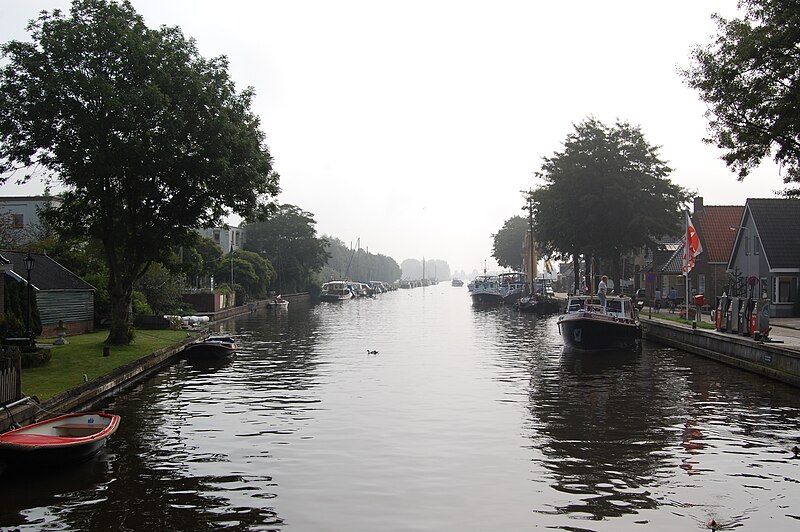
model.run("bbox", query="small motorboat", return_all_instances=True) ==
[265,296,289,309]
[183,335,237,359]
[557,295,641,352]
[516,295,561,315]
[0,412,120,476]
[319,281,354,301]
[470,275,503,305]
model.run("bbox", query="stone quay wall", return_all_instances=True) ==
[641,318,800,388]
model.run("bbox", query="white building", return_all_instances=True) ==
[196,226,245,254]
[0,195,61,243]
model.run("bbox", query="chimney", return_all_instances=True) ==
[693,196,704,214]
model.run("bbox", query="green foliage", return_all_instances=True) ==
[2,277,41,337]
[0,0,279,344]
[492,215,528,270]
[20,347,52,369]
[216,250,275,300]
[130,290,153,317]
[529,118,691,290]
[134,262,185,315]
[183,236,223,288]
[322,237,401,283]
[682,0,800,196]
[0,314,24,340]
[244,204,330,293]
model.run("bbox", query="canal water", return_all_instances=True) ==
[2,285,800,531]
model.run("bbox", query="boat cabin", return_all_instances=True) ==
[565,295,637,320]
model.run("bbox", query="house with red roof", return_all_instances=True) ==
[656,197,800,317]
[691,199,744,302]
[652,198,743,308]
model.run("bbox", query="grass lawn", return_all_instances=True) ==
[23,329,198,401]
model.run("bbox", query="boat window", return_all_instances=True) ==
[606,301,622,313]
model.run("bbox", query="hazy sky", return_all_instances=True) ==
[1,1,790,273]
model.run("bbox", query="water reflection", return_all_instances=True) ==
[528,347,669,520]
[2,290,800,530]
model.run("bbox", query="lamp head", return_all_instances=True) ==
[23,251,34,273]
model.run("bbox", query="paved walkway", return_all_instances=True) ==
[644,306,800,350]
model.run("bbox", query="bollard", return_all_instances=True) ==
[103,346,110,357]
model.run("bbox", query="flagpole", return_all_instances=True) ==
[685,210,690,321]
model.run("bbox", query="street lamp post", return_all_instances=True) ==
[23,252,34,340]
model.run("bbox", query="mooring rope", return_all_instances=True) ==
[26,398,66,418]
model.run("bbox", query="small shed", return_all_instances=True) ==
[1,251,95,336]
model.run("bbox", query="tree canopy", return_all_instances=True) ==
[244,204,330,294]
[683,0,800,196]
[492,215,527,271]
[216,249,275,301]
[321,238,401,284]
[529,118,691,290]
[0,0,280,343]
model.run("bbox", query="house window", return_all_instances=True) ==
[11,213,23,228]
[753,236,760,255]
[698,274,706,295]
[773,276,798,303]
[213,230,220,243]
[744,235,750,256]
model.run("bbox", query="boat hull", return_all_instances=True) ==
[0,412,120,476]
[470,292,503,305]
[319,293,352,302]
[557,313,641,352]
[184,336,237,359]
[517,296,561,315]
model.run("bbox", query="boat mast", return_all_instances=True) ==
[345,237,359,279]
[528,192,535,294]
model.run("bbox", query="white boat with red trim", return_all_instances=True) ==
[0,412,120,476]
[557,295,641,352]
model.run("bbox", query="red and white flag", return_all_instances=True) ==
[682,211,703,274]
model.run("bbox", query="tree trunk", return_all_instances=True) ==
[106,284,134,345]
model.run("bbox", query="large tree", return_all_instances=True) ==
[529,118,691,291]
[0,0,279,343]
[244,204,330,293]
[683,0,800,196]
[492,215,527,271]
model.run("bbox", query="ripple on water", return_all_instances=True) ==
[4,289,800,531]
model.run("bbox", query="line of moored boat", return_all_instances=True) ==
[319,280,397,301]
